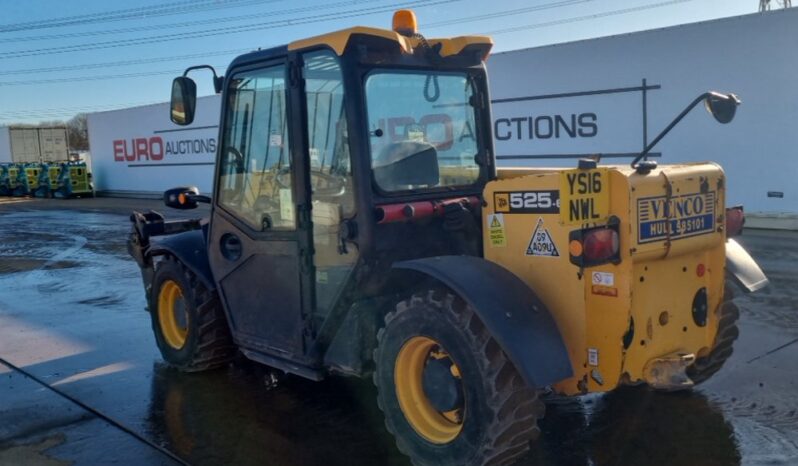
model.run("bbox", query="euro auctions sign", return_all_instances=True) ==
[112,136,217,163]
[87,95,222,194]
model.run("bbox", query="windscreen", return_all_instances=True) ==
[365,71,481,192]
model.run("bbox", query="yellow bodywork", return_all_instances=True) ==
[8,166,19,188]
[484,163,726,395]
[63,165,91,194]
[48,166,61,190]
[288,25,492,59]
[24,166,41,190]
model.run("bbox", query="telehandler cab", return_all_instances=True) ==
[129,10,768,466]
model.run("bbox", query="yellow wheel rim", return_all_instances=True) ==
[158,280,189,350]
[394,336,464,444]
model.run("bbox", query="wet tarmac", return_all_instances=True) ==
[0,197,796,466]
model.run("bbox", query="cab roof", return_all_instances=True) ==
[287,25,492,58]
[227,24,492,71]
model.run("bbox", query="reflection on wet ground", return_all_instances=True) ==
[147,361,404,466]
[0,205,796,466]
[533,390,740,466]
[149,361,743,466]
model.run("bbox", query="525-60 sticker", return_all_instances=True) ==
[494,190,560,214]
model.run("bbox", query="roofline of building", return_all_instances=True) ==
[492,7,796,56]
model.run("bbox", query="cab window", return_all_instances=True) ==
[218,64,294,230]
[364,71,481,193]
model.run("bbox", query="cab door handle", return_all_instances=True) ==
[220,233,242,261]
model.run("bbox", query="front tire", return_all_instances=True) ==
[150,256,235,372]
[374,289,544,466]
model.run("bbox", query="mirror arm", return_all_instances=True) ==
[187,193,212,204]
[631,92,711,169]
[183,65,224,94]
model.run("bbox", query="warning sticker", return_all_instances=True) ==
[588,348,599,366]
[591,285,618,297]
[591,271,615,287]
[526,218,559,257]
[487,213,507,248]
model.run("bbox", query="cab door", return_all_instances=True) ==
[207,59,313,360]
[301,50,359,331]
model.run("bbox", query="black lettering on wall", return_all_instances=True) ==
[494,113,599,140]
[511,117,527,140]
[535,116,553,139]
[578,113,598,137]
[495,119,511,140]
[555,114,576,138]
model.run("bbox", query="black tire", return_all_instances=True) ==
[150,255,235,372]
[374,289,544,466]
[687,285,740,385]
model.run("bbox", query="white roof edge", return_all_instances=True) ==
[491,8,796,56]
[87,94,219,117]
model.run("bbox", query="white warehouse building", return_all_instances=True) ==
[88,8,797,227]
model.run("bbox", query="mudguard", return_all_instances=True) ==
[149,229,215,290]
[726,238,769,292]
[394,256,573,388]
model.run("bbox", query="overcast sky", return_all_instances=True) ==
[0,0,776,124]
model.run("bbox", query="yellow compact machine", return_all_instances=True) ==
[0,164,20,196]
[54,161,93,198]
[486,163,741,394]
[129,11,768,466]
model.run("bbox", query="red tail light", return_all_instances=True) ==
[569,218,622,267]
[725,205,745,237]
[583,228,620,262]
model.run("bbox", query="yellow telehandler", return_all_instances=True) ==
[129,10,768,465]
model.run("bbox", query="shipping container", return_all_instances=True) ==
[10,128,40,163]
[37,127,70,162]
[0,127,11,163]
[87,8,797,226]
[0,126,70,163]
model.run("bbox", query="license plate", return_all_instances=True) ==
[560,168,610,225]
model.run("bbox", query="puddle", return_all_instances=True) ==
[0,434,72,466]
[0,258,48,275]
[0,208,795,465]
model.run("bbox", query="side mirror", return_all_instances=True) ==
[631,90,742,172]
[164,186,205,210]
[704,92,740,124]
[170,77,197,126]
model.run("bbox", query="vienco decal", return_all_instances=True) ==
[637,192,716,243]
[113,135,217,162]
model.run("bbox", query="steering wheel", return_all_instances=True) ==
[311,171,347,197]
[274,166,347,198]
[223,146,244,170]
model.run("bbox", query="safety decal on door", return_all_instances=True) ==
[487,213,507,248]
[526,218,559,257]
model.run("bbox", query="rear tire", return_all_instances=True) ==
[150,256,235,372]
[687,285,740,385]
[374,289,544,466]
